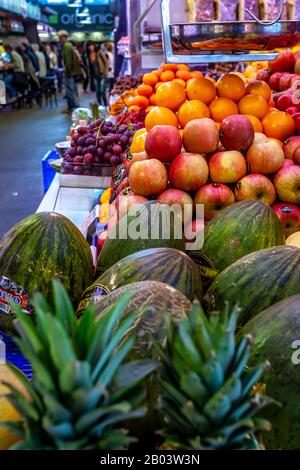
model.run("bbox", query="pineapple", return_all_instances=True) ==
[1,280,157,450]
[157,302,274,450]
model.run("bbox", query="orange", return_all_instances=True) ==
[161,70,175,82]
[173,78,186,87]
[238,95,269,119]
[186,77,216,105]
[176,70,192,81]
[161,63,178,71]
[149,93,157,105]
[178,100,210,127]
[244,114,263,133]
[217,73,246,101]
[133,95,149,108]
[155,81,164,91]
[209,97,239,122]
[124,95,136,107]
[145,106,179,131]
[177,64,189,71]
[146,105,155,112]
[207,76,216,86]
[127,105,140,112]
[155,81,186,111]
[130,130,147,153]
[143,72,158,86]
[152,69,162,77]
[262,111,296,141]
[245,80,272,102]
[215,122,221,130]
[190,70,203,78]
[137,84,153,97]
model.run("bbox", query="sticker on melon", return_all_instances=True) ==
[0,276,33,333]
[187,251,219,285]
[76,283,111,317]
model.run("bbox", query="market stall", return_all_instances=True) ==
[2,0,300,453]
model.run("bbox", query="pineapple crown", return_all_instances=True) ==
[1,280,157,450]
[156,302,274,450]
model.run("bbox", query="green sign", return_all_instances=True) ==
[49,5,114,32]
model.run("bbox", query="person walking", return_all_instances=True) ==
[104,42,114,93]
[57,30,82,113]
[83,41,108,107]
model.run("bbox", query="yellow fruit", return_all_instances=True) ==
[286,232,300,248]
[100,188,111,205]
[130,130,147,153]
[0,364,27,450]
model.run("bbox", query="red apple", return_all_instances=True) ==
[269,72,285,91]
[117,194,149,220]
[272,202,300,237]
[254,132,267,143]
[157,188,193,214]
[279,74,296,91]
[97,230,108,251]
[183,118,219,154]
[293,147,300,165]
[256,69,272,83]
[194,183,235,220]
[284,158,295,167]
[268,51,295,73]
[235,174,276,206]
[246,140,284,174]
[274,165,300,204]
[286,106,298,115]
[124,151,148,175]
[283,135,300,159]
[184,219,205,242]
[209,150,247,184]
[219,115,254,152]
[129,159,168,196]
[292,112,300,132]
[277,93,294,111]
[169,152,209,191]
[145,125,182,162]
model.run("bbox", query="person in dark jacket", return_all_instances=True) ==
[21,43,39,72]
[83,40,108,106]
[58,30,82,113]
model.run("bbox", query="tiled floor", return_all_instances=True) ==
[0,91,94,237]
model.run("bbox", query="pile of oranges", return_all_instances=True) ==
[128,63,296,154]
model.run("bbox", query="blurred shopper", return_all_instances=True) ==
[2,44,25,98]
[104,42,114,92]
[57,30,81,113]
[16,46,40,90]
[45,45,58,72]
[32,44,47,78]
[21,43,39,73]
[83,41,108,106]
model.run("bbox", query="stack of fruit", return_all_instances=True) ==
[62,114,144,175]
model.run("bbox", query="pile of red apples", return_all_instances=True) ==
[114,116,300,239]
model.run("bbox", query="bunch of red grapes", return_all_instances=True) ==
[62,114,144,176]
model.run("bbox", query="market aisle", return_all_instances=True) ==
[0,92,93,237]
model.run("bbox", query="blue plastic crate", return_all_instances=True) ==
[42,150,59,193]
[0,330,32,380]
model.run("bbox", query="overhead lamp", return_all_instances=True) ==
[77,7,89,16]
[68,0,83,8]
[80,16,92,24]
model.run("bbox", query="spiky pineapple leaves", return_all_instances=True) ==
[1,280,157,450]
[156,302,274,450]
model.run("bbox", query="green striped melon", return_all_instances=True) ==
[189,200,285,285]
[97,200,185,274]
[78,247,201,314]
[240,295,300,449]
[0,212,94,331]
[204,245,300,326]
[94,281,191,360]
